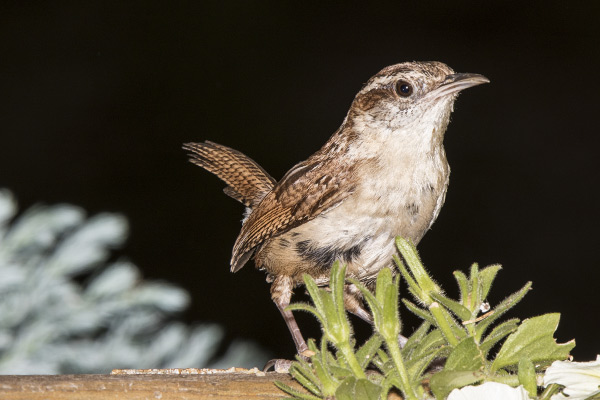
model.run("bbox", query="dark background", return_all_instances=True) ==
[1,1,599,363]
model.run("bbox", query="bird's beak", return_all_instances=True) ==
[425,73,490,101]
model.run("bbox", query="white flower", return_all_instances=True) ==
[544,355,600,400]
[448,382,530,400]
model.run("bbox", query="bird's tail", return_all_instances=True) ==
[183,141,275,208]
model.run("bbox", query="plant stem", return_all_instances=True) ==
[385,337,420,400]
[338,341,366,380]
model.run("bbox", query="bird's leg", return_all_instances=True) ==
[264,276,311,372]
[343,284,408,348]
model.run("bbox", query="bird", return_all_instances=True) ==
[183,61,488,368]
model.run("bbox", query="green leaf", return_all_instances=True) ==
[328,364,353,379]
[429,370,485,400]
[375,267,393,306]
[355,334,384,369]
[406,346,445,383]
[429,302,460,347]
[402,299,436,325]
[475,281,532,341]
[479,318,519,355]
[478,264,502,301]
[303,274,325,317]
[330,262,347,325]
[353,378,383,399]
[431,291,472,321]
[381,277,401,339]
[394,255,422,301]
[335,377,382,400]
[405,329,446,361]
[289,357,321,394]
[321,292,347,343]
[372,349,391,374]
[445,337,484,372]
[287,303,323,325]
[469,263,481,311]
[517,358,537,398]
[395,237,441,302]
[352,278,385,331]
[491,313,575,372]
[402,321,431,356]
[453,270,469,306]
[274,381,323,400]
[311,358,337,396]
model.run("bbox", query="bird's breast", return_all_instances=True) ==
[256,142,450,285]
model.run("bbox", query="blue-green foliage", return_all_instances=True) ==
[0,189,266,374]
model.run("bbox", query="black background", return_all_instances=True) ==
[1,1,599,363]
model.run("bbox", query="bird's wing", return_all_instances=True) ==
[184,141,276,208]
[230,157,358,272]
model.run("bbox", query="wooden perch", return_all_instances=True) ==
[0,368,302,399]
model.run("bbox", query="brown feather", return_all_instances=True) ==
[183,141,276,208]
[230,155,358,272]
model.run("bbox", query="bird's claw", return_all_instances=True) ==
[263,358,294,373]
[263,349,315,373]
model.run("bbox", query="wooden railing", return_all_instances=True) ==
[0,368,301,399]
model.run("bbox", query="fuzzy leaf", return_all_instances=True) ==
[431,292,472,321]
[478,264,502,301]
[429,302,462,347]
[290,357,321,393]
[406,346,445,383]
[330,262,347,325]
[395,237,441,302]
[405,328,446,361]
[335,376,381,400]
[429,370,485,400]
[479,318,519,355]
[469,264,481,311]
[381,277,401,339]
[445,337,484,372]
[453,270,470,307]
[375,267,393,305]
[303,274,325,317]
[312,357,338,396]
[274,381,322,400]
[352,279,384,329]
[491,313,575,372]
[402,321,431,356]
[394,255,421,301]
[356,334,383,369]
[517,358,537,398]
[402,299,436,325]
[475,281,532,341]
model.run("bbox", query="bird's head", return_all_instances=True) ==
[348,61,489,137]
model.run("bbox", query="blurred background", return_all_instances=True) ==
[1,1,599,366]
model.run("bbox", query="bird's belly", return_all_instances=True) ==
[256,187,442,285]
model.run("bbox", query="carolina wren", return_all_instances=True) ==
[184,61,488,365]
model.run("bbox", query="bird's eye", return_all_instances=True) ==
[395,80,413,97]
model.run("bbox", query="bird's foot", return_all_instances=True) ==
[263,358,294,373]
[263,349,315,373]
